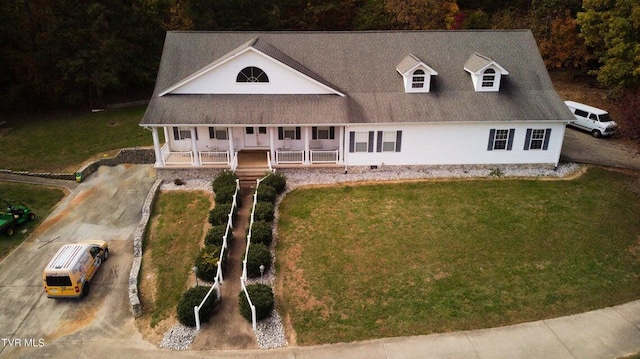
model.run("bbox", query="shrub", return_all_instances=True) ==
[261,172,287,194]
[212,170,237,192]
[249,220,272,246]
[256,184,276,204]
[205,225,230,247]
[214,183,239,206]
[195,244,224,282]
[208,203,233,226]
[253,202,274,222]
[246,243,271,278]
[238,284,274,322]
[177,285,219,327]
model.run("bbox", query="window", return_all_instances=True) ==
[349,131,374,153]
[482,68,496,87]
[173,127,192,140]
[524,128,552,150]
[355,132,369,152]
[45,275,72,287]
[411,70,425,89]
[208,127,228,140]
[278,127,301,140]
[376,131,402,152]
[236,67,269,83]
[258,127,267,134]
[487,129,515,151]
[245,127,254,135]
[574,109,588,118]
[589,114,598,121]
[312,126,335,140]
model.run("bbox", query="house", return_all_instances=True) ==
[140,30,573,177]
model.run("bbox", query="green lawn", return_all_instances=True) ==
[0,182,66,259]
[0,106,152,172]
[276,167,640,345]
[141,191,212,328]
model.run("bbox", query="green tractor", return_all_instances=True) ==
[0,199,36,236]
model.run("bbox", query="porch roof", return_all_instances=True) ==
[142,31,574,126]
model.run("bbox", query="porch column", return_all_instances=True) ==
[163,127,170,143]
[152,127,164,167]
[269,127,276,166]
[191,127,200,166]
[227,128,235,165]
[304,126,310,165]
[339,126,345,164]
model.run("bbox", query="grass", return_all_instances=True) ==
[0,182,65,260]
[141,190,211,328]
[276,167,640,345]
[0,106,152,172]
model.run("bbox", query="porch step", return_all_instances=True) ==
[236,167,270,188]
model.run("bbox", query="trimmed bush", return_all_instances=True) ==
[249,220,272,246]
[261,172,287,194]
[208,203,233,226]
[246,243,271,278]
[256,185,276,204]
[238,284,274,322]
[212,170,237,192]
[214,183,239,206]
[205,225,230,247]
[177,285,219,327]
[253,202,274,222]
[195,244,224,282]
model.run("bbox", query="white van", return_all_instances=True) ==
[565,101,617,138]
[43,240,109,298]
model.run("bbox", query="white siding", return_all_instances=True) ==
[345,122,566,167]
[169,50,335,95]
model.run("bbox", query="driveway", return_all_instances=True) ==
[561,127,640,170]
[0,164,157,358]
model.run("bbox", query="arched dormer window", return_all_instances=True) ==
[482,68,496,88]
[411,69,425,88]
[236,67,269,83]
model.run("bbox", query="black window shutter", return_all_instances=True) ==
[376,131,383,152]
[312,127,318,140]
[295,127,301,140]
[507,129,515,150]
[209,127,215,139]
[543,128,552,150]
[329,126,335,139]
[278,127,284,140]
[395,131,402,152]
[368,131,374,152]
[173,127,179,141]
[524,129,532,150]
[487,129,495,151]
[349,131,355,152]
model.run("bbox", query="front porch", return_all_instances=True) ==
[150,125,345,169]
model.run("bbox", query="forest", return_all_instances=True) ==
[0,0,638,120]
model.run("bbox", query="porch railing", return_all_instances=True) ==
[276,150,304,164]
[310,149,339,164]
[199,151,230,165]
[162,143,194,165]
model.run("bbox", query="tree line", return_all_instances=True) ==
[0,0,638,112]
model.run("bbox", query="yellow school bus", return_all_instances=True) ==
[43,240,109,298]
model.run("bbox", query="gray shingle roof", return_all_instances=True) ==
[142,30,573,126]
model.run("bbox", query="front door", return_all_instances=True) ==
[244,127,269,148]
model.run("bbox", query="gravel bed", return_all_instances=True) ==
[159,324,197,350]
[283,162,582,189]
[157,162,581,350]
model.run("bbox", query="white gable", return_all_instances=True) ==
[162,48,342,96]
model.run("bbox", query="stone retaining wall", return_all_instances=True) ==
[128,178,162,318]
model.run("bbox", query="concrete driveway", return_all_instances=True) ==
[561,127,640,170]
[0,164,157,358]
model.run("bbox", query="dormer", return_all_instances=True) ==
[464,53,509,92]
[396,54,438,93]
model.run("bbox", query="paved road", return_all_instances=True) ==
[0,164,157,358]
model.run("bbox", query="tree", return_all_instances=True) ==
[577,0,640,91]
[536,11,593,69]
[385,0,459,29]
